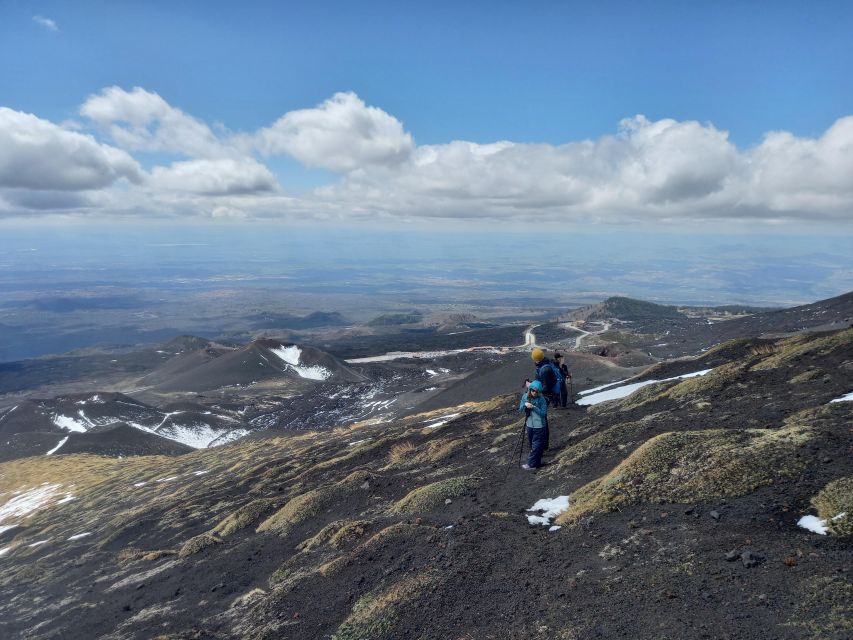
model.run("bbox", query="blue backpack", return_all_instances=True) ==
[537,360,563,395]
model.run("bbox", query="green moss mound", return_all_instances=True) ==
[812,477,853,537]
[331,572,436,640]
[391,475,478,514]
[212,497,281,537]
[558,424,813,524]
[751,327,853,371]
[257,471,372,536]
[178,533,221,558]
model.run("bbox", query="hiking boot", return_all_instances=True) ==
[521,464,533,471]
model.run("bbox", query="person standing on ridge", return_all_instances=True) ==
[554,352,571,407]
[518,380,548,470]
[531,348,563,409]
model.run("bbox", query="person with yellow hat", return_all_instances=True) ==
[531,348,563,409]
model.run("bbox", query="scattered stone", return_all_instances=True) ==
[783,555,798,567]
[724,550,739,562]
[360,481,370,490]
[740,551,764,568]
[710,510,721,521]
[444,498,452,505]
[684,508,694,516]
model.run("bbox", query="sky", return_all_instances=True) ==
[0,1,852,232]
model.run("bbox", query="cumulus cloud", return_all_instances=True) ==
[33,15,58,32]
[149,158,278,195]
[81,86,225,158]
[255,92,414,172]
[2,87,852,224]
[0,107,143,191]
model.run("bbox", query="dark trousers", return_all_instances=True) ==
[559,381,568,407]
[527,426,547,468]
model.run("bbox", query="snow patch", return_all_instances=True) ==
[0,547,10,556]
[798,512,847,535]
[27,539,49,547]
[423,413,461,430]
[52,414,88,433]
[270,345,301,365]
[526,496,570,526]
[577,369,713,406]
[270,344,332,380]
[0,484,62,529]
[45,436,69,456]
[68,532,92,541]
[798,515,828,535]
[829,391,853,403]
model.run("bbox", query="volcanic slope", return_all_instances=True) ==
[0,392,248,461]
[133,339,367,395]
[1,326,850,639]
[570,291,853,359]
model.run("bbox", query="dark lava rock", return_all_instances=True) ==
[740,551,764,568]
[710,510,721,521]
[725,550,740,562]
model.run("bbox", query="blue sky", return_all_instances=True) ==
[4,1,852,145]
[0,1,852,230]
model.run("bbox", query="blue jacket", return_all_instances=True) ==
[518,392,548,429]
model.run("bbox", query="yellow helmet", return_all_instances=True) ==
[531,348,545,362]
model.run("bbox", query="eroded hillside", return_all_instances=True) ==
[1,329,851,639]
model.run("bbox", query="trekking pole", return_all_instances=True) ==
[504,418,527,480]
[569,377,574,404]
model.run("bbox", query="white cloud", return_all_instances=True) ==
[2,88,853,224]
[149,158,278,195]
[0,107,143,191]
[255,92,414,172]
[33,15,58,32]
[81,86,225,158]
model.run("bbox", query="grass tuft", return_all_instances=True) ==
[391,475,478,514]
[331,571,437,640]
[811,476,853,537]
[558,424,813,524]
[178,533,221,558]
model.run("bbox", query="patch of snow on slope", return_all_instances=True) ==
[53,414,89,432]
[798,512,848,535]
[577,369,713,406]
[68,532,92,540]
[424,412,461,429]
[45,436,69,455]
[271,345,301,365]
[346,347,505,364]
[0,484,62,530]
[527,496,570,526]
[830,391,853,403]
[291,364,332,380]
[798,515,828,535]
[271,344,332,380]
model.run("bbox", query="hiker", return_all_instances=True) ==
[554,352,572,407]
[531,348,563,408]
[518,380,548,470]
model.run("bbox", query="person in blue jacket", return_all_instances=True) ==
[519,379,548,470]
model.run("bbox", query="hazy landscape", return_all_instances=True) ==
[2,3,852,639]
